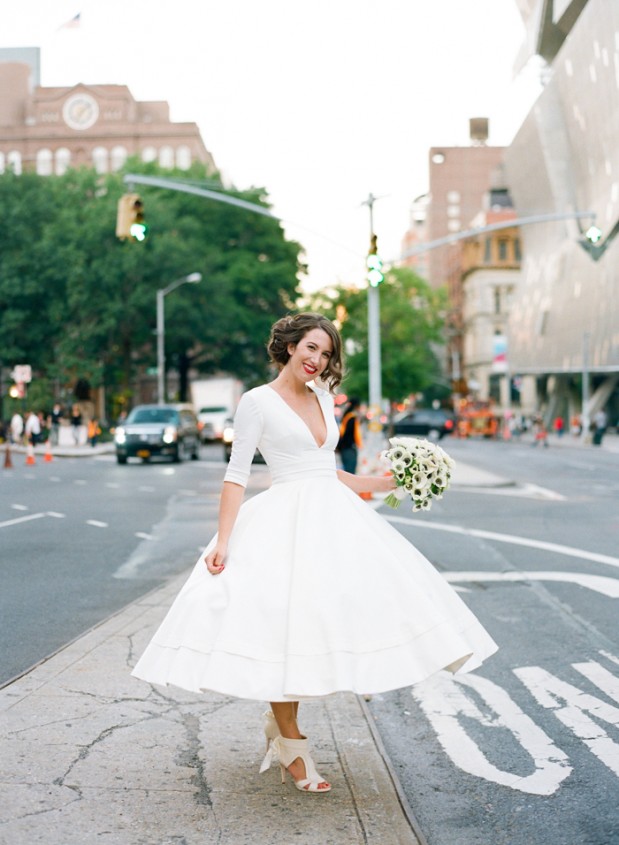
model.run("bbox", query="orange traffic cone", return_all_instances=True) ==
[44,440,53,462]
[3,444,13,469]
[25,442,36,465]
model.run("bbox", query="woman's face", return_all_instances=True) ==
[287,328,333,382]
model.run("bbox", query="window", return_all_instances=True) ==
[55,148,71,175]
[0,151,4,173]
[159,146,174,168]
[484,238,492,262]
[494,288,501,315]
[514,238,522,261]
[176,146,191,169]
[498,239,508,261]
[36,149,53,175]
[7,151,22,173]
[110,145,128,171]
[92,147,108,174]
[141,146,157,163]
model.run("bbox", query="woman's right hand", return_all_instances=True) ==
[205,542,227,575]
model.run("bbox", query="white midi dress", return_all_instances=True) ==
[132,383,498,701]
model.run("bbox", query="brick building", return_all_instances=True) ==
[0,55,215,176]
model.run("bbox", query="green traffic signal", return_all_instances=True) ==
[585,225,602,244]
[367,234,384,286]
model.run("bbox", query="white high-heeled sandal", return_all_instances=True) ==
[263,710,279,750]
[261,735,331,793]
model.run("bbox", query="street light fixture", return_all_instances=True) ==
[156,272,202,404]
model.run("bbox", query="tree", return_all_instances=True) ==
[308,267,448,404]
[0,161,304,416]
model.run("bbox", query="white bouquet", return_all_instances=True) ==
[381,437,455,512]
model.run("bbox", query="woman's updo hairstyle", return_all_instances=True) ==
[267,312,344,391]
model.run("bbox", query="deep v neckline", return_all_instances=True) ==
[266,384,329,449]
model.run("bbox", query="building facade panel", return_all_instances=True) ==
[504,0,619,379]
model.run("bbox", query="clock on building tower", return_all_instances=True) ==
[62,93,99,130]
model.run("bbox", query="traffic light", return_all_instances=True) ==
[367,233,384,287]
[584,225,602,244]
[116,193,149,241]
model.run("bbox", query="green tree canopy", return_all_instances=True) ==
[0,160,304,415]
[308,267,448,405]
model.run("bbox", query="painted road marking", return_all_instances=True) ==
[515,663,619,779]
[0,512,65,530]
[0,513,47,529]
[444,570,619,598]
[386,515,619,571]
[11,504,28,511]
[412,672,572,795]
[451,483,566,501]
[413,655,619,795]
[86,520,108,528]
[138,485,156,492]
[134,532,154,540]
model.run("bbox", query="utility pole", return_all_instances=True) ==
[362,193,384,420]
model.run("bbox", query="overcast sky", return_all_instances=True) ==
[2,0,540,291]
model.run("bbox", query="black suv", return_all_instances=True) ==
[114,404,200,464]
[390,408,455,441]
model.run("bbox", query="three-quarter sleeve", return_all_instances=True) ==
[223,391,263,487]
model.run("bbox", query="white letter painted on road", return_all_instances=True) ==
[515,664,619,778]
[411,673,571,795]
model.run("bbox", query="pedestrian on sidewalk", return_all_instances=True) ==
[88,418,101,447]
[24,410,41,446]
[70,404,82,445]
[132,312,497,794]
[49,403,63,445]
[336,396,363,474]
[531,415,549,448]
[10,411,24,445]
[592,408,608,446]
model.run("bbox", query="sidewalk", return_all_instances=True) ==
[0,572,424,845]
[2,441,114,460]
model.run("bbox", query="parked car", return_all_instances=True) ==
[114,404,200,464]
[197,405,230,442]
[390,408,455,441]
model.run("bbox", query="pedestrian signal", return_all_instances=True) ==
[116,193,149,241]
[367,234,384,287]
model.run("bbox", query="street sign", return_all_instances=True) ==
[11,365,32,383]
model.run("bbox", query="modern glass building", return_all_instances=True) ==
[504,0,618,428]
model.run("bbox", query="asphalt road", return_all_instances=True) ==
[0,445,245,684]
[2,435,619,845]
[368,436,619,845]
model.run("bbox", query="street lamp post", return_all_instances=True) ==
[156,272,202,404]
[363,193,383,414]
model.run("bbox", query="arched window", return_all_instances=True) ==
[159,145,174,168]
[110,145,128,171]
[36,149,53,176]
[176,146,191,170]
[55,148,71,175]
[141,146,157,163]
[92,146,109,174]
[7,151,22,174]
[0,151,5,174]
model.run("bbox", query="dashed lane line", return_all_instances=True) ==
[86,520,108,528]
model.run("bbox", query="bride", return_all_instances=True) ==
[132,312,498,794]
